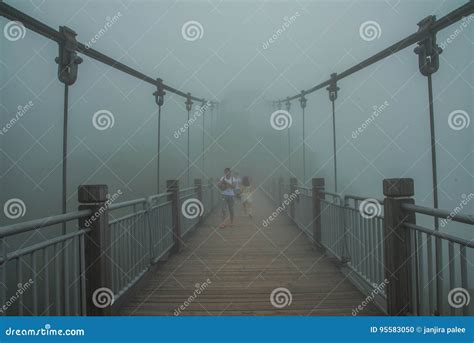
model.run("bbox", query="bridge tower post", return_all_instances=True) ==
[383,178,415,316]
[167,180,181,254]
[311,178,325,247]
[78,184,112,316]
[194,178,203,222]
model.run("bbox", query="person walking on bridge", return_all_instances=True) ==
[217,167,236,228]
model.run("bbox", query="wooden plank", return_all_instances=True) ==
[120,191,384,316]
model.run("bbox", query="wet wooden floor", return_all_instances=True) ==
[120,191,383,316]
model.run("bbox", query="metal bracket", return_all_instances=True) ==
[414,15,442,76]
[153,78,165,106]
[299,91,307,109]
[55,26,83,85]
[326,73,339,101]
[185,93,193,111]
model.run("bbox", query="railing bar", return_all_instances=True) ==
[109,211,146,225]
[55,243,61,315]
[0,210,92,238]
[32,250,38,315]
[0,230,88,264]
[417,231,424,315]
[404,223,474,248]
[460,246,468,316]
[401,203,474,225]
[64,241,70,316]
[108,199,147,211]
[448,242,455,316]
[43,248,50,316]
[0,238,5,316]
[17,257,23,315]
[427,235,434,315]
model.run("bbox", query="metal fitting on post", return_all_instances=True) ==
[299,91,307,109]
[185,93,193,111]
[326,73,339,101]
[153,78,165,106]
[55,26,83,85]
[414,15,442,77]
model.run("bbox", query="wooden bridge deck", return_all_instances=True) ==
[121,191,383,316]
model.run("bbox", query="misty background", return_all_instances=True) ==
[1,0,472,247]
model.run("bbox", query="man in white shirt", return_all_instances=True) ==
[217,167,235,228]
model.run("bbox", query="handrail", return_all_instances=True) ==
[402,203,474,225]
[275,1,474,102]
[0,2,209,103]
[404,222,474,248]
[108,198,147,211]
[345,194,384,205]
[0,209,92,238]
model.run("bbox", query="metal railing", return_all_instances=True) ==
[401,203,474,316]
[0,179,218,316]
[271,177,473,316]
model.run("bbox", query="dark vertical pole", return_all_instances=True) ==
[209,178,214,210]
[302,106,306,184]
[383,178,415,316]
[185,94,193,187]
[194,178,203,224]
[78,184,112,316]
[167,180,181,254]
[153,78,165,194]
[312,178,325,246]
[427,74,443,315]
[202,103,205,175]
[327,73,340,193]
[331,99,338,193]
[157,104,162,193]
[61,84,69,314]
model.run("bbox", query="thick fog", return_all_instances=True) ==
[1,0,472,246]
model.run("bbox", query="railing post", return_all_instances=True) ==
[312,178,325,246]
[78,184,112,316]
[383,178,415,316]
[167,180,181,254]
[289,177,297,219]
[194,178,203,222]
